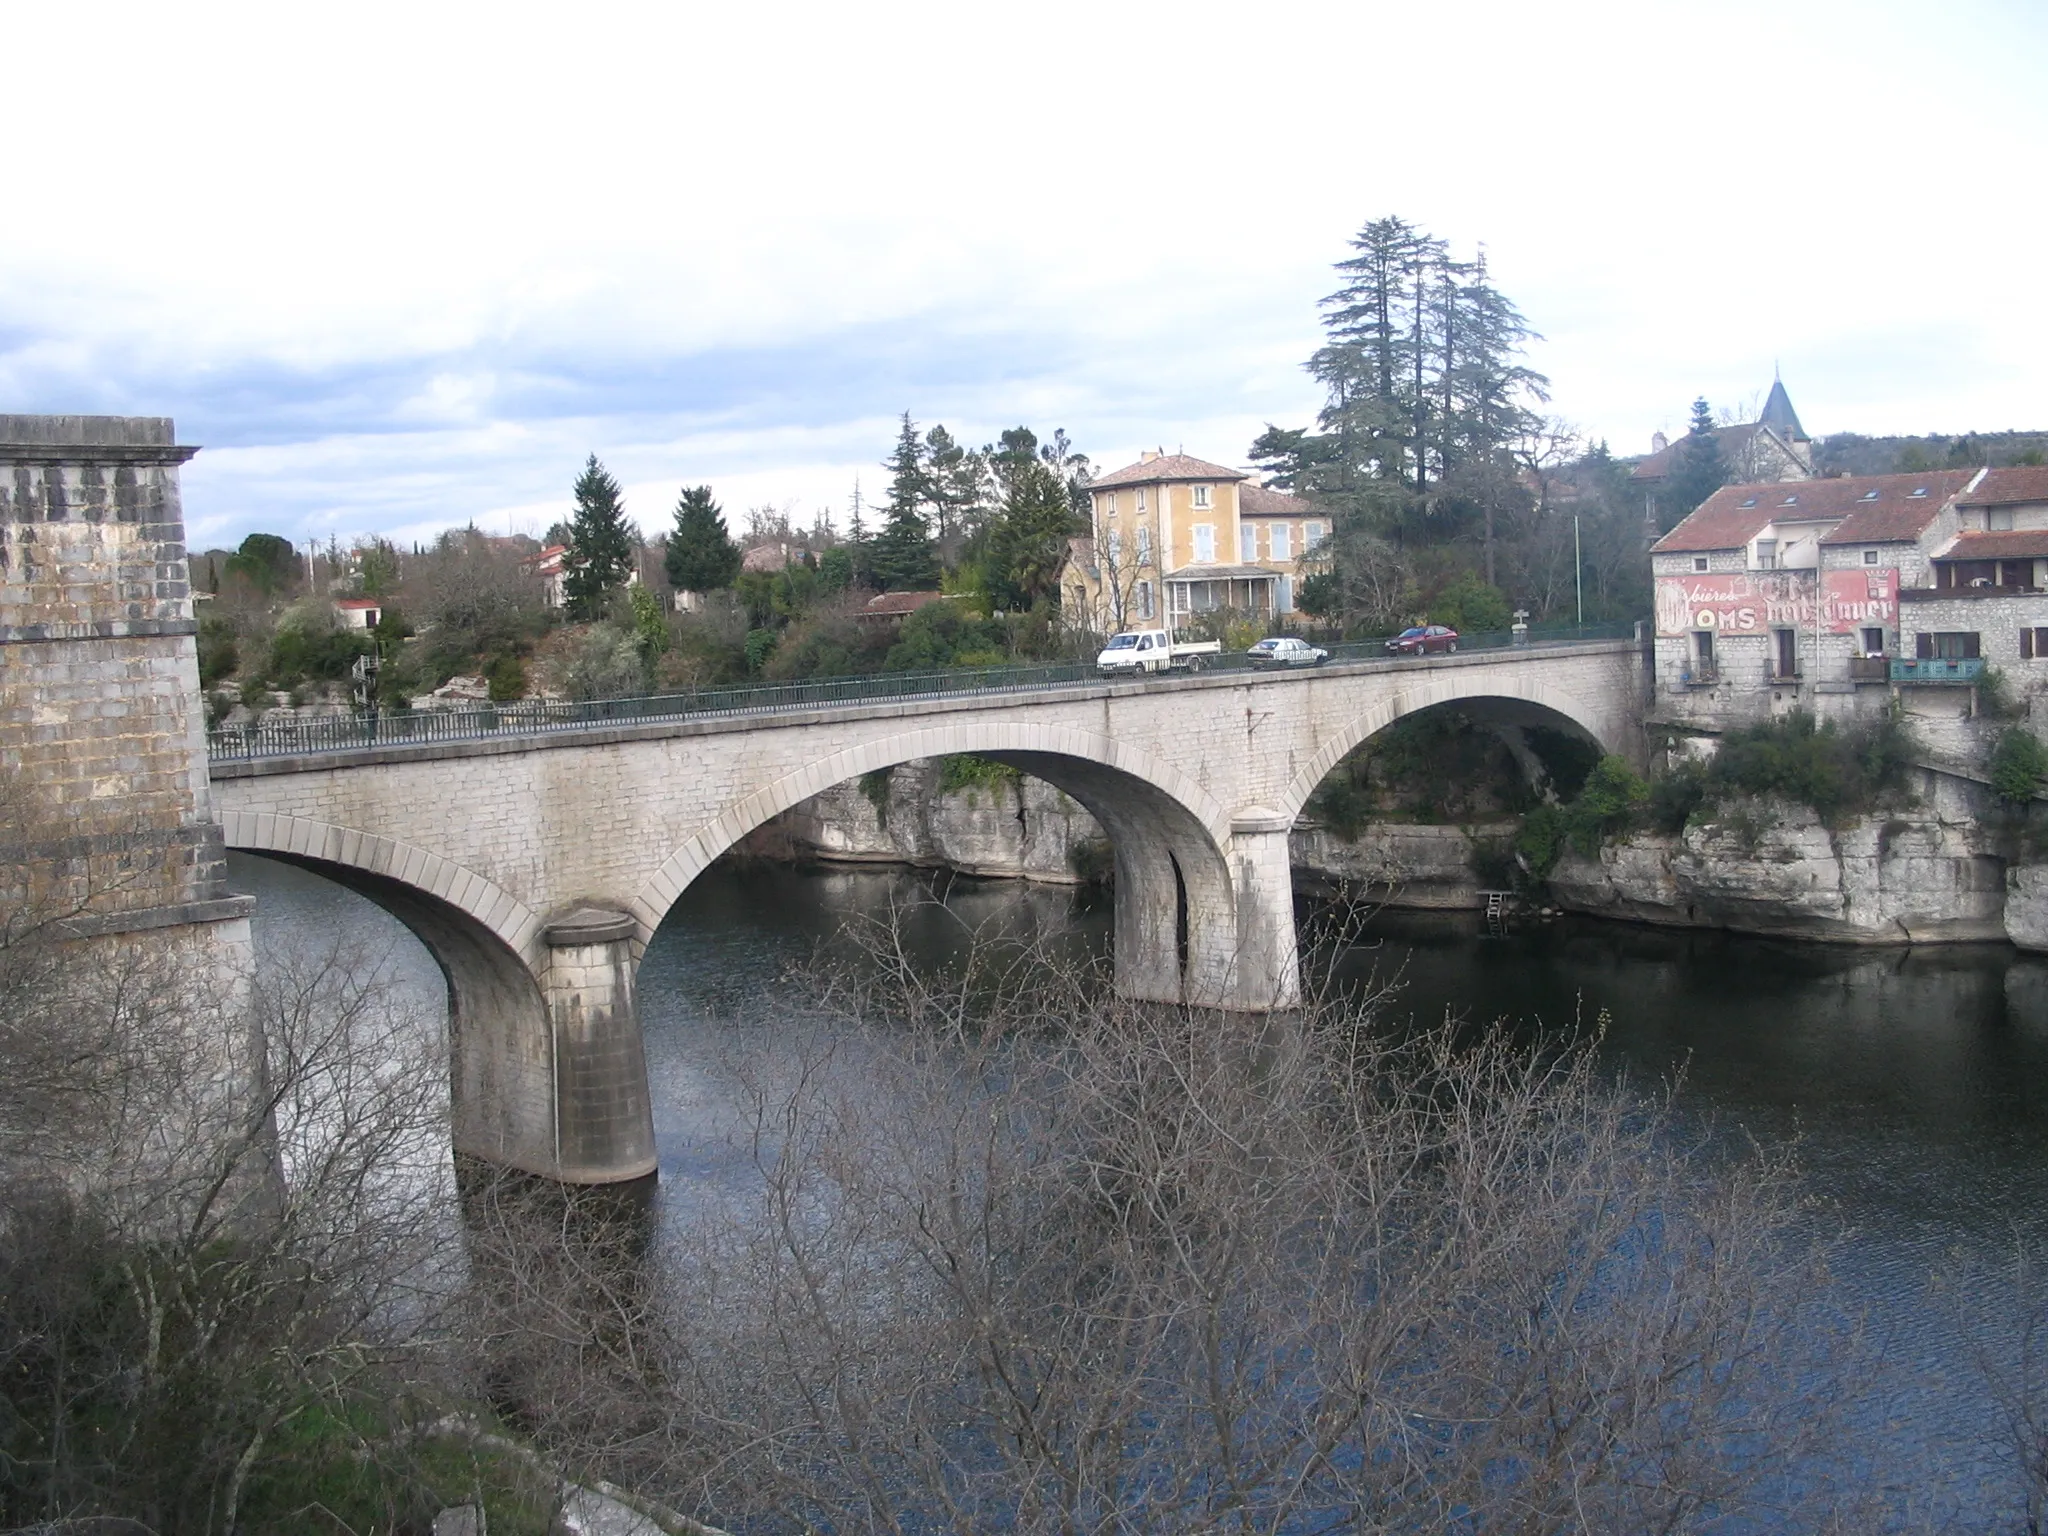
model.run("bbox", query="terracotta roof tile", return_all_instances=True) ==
[859,590,949,617]
[1091,453,1248,489]
[1655,471,1976,553]
[1238,483,1330,518]
[1632,423,1765,482]
[1935,530,2048,560]
[1958,466,2048,506]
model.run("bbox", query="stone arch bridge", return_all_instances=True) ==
[213,642,1644,1183]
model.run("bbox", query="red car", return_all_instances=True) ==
[1386,624,1459,655]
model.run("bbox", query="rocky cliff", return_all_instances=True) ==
[744,760,1104,883]
[1548,772,2034,946]
[750,758,2048,951]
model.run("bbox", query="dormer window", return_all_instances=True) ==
[1192,485,1212,509]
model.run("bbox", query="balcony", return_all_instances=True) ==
[1679,664,1720,688]
[1847,656,1890,683]
[1767,667,1802,683]
[1890,657,1984,684]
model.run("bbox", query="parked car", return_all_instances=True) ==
[1246,636,1328,668]
[1386,624,1459,655]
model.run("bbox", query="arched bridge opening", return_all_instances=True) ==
[633,733,1255,1011]
[1285,692,1617,916]
[225,845,656,1186]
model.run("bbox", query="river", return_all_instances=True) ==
[229,850,2048,1527]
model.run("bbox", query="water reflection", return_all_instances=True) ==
[230,851,2048,1526]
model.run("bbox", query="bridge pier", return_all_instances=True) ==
[1225,809,1302,1013]
[539,908,657,1184]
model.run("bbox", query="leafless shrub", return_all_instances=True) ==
[462,908,1879,1533]
[0,772,476,1530]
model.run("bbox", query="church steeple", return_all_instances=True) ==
[1759,375,1807,444]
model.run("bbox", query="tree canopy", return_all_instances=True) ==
[564,455,636,617]
[664,485,741,595]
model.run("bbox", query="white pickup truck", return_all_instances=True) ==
[1095,629,1223,676]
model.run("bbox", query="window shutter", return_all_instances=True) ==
[2026,629,2037,661]
[1916,633,1933,660]
[1965,632,1982,659]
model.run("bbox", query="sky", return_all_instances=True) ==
[4,0,2043,553]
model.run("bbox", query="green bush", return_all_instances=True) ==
[938,754,1022,798]
[266,614,372,688]
[1705,710,1915,826]
[1977,664,2019,720]
[1514,755,1648,875]
[196,615,239,688]
[1647,763,1708,834]
[485,653,527,702]
[1991,727,2048,803]
[859,768,895,828]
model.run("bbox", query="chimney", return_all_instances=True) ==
[1140,448,1161,463]
[1652,431,1669,454]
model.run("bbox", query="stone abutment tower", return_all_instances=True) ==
[0,415,254,1044]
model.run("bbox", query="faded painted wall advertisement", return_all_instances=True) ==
[1654,569,1899,637]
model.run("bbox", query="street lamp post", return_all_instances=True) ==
[1574,513,1584,628]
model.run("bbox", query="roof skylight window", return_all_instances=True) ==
[1909,488,1928,498]
[1740,496,1760,508]
[1781,495,1799,505]
[1860,490,1879,501]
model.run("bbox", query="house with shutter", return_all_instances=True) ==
[1649,466,2048,732]
[1065,451,1331,633]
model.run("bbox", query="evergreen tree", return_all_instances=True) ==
[923,425,991,547]
[224,533,300,594]
[871,414,937,590]
[1667,398,1729,526]
[664,484,741,595]
[845,477,873,588]
[564,455,637,617]
[982,457,1080,611]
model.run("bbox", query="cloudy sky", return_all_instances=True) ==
[5,0,2042,552]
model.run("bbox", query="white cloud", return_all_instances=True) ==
[8,0,2045,545]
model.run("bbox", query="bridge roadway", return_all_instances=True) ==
[211,639,1645,1183]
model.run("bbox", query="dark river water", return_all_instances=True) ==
[228,851,2048,1528]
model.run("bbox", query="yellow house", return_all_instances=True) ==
[1066,451,1330,632]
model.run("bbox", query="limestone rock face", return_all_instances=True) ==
[1555,795,2009,943]
[763,760,1101,883]
[1288,822,1503,908]
[2005,866,2048,952]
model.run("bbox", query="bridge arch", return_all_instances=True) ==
[630,721,1242,1004]
[1279,672,1624,826]
[221,815,609,1180]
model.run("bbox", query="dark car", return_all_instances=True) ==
[1246,636,1328,668]
[1386,624,1459,655]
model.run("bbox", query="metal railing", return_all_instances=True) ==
[1890,657,1984,684]
[207,620,1642,763]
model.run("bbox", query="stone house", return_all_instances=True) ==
[1065,451,1330,633]
[1649,465,2048,734]
[333,596,383,630]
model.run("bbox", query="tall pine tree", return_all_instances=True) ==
[664,484,741,596]
[870,413,938,591]
[1667,398,1729,528]
[564,455,637,618]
